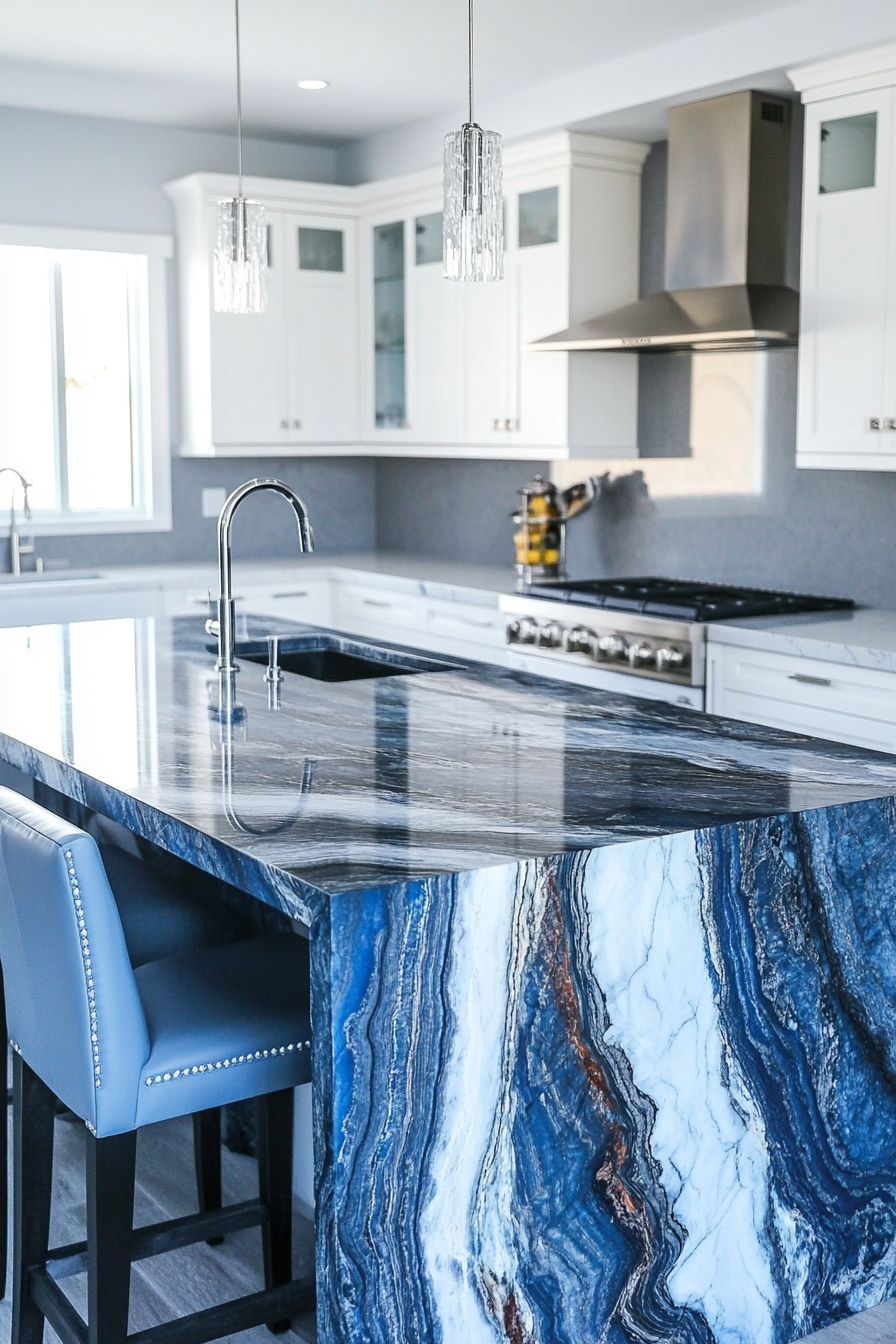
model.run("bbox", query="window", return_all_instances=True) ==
[0,225,172,534]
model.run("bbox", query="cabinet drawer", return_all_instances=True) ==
[423,600,506,647]
[334,584,423,635]
[715,645,896,751]
[237,583,331,626]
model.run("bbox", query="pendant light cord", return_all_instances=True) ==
[234,0,243,197]
[467,0,474,125]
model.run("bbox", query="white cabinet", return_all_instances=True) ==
[357,132,648,460]
[333,580,424,639]
[707,641,896,752]
[791,45,896,470]
[165,174,359,456]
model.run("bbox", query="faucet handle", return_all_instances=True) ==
[204,589,220,637]
[264,634,284,683]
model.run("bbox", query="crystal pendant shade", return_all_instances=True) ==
[443,123,504,281]
[214,197,267,314]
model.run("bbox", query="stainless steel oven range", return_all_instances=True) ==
[499,578,854,709]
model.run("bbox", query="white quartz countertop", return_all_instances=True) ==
[0,555,517,606]
[708,608,896,673]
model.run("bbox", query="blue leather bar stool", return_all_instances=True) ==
[0,787,315,1344]
[0,811,238,1298]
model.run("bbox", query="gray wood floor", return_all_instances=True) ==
[0,1111,893,1344]
[0,1112,317,1343]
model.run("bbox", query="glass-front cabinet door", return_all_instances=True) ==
[373,220,406,430]
[285,212,359,444]
[796,86,896,465]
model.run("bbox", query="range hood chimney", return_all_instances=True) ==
[529,90,799,353]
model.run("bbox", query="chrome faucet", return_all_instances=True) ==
[207,478,314,675]
[0,469,35,576]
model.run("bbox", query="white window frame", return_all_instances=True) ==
[0,223,173,536]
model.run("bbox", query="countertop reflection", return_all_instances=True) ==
[1,614,895,919]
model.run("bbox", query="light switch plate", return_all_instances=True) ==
[201,487,227,519]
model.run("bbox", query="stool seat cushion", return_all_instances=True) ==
[134,933,312,1130]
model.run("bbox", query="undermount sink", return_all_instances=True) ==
[236,635,456,683]
[0,570,103,586]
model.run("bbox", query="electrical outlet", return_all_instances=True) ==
[201,487,227,519]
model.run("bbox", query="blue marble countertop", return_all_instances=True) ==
[0,613,895,923]
[3,614,896,1343]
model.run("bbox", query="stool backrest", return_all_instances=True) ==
[0,787,149,1134]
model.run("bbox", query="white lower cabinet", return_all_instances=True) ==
[333,582,423,639]
[707,642,896,752]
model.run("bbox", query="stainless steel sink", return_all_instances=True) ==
[235,634,456,683]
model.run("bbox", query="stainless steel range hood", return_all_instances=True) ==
[529,90,799,353]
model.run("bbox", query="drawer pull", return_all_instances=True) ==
[362,598,391,608]
[272,591,310,599]
[441,614,494,628]
[788,672,832,687]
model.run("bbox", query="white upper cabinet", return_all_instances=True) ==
[792,45,896,470]
[166,133,646,461]
[357,132,649,460]
[164,174,359,456]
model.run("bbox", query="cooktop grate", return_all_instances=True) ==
[523,577,855,622]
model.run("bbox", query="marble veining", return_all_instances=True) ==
[1,615,896,1341]
[709,608,896,672]
[0,615,895,915]
[318,797,896,1344]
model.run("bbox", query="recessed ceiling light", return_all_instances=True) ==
[297,79,328,91]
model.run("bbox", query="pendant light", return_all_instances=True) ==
[214,0,267,313]
[443,0,503,282]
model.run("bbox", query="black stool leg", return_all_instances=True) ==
[86,1129,136,1344]
[192,1108,224,1244]
[12,1054,55,1344]
[257,1087,294,1334]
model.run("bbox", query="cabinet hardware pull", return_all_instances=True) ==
[869,418,896,431]
[788,672,832,686]
[280,419,289,430]
[292,420,302,429]
[440,614,493,627]
[362,598,391,608]
[272,591,309,599]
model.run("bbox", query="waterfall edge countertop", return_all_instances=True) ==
[2,613,896,1344]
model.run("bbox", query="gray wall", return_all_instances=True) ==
[377,119,896,611]
[0,105,375,563]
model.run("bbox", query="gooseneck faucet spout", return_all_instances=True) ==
[208,478,314,674]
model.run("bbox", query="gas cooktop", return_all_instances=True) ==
[523,577,856,622]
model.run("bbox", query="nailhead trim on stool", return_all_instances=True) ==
[143,1038,312,1086]
[64,848,101,1089]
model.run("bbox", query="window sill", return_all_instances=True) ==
[4,510,173,538]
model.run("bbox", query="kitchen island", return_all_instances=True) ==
[1,614,896,1344]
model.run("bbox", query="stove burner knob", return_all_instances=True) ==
[518,617,539,645]
[563,625,594,654]
[628,641,657,669]
[655,644,689,673]
[595,633,629,662]
[537,622,564,649]
[505,619,521,644]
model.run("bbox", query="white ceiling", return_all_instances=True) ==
[0,0,809,144]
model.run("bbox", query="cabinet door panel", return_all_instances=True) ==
[798,90,894,461]
[462,280,514,444]
[286,215,358,444]
[209,210,289,447]
[515,250,568,446]
[408,262,460,443]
